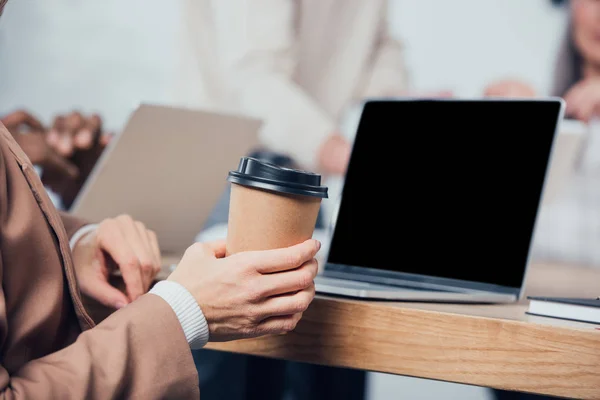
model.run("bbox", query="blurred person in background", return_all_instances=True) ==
[485,0,600,122]
[177,0,411,178]
[0,1,325,397]
[487,1,600,399]
[1,109,110,209]
[483,0,600,268]
[175,1,418,399]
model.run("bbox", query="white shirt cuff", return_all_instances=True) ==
[69,224,99,250]
[149,280,210,349]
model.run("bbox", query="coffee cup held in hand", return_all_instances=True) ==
[226,157,328,256]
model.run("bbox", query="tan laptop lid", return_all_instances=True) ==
[71,104,261,255]
[542,119,587,205]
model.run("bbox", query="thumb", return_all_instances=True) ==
[84,279,130,310]
[202,239,227,258]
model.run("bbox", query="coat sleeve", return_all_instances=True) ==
[0,294,200,399]
[0,137,200,399]
[0,294,200,398]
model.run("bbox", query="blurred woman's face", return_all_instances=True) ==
[573,0,600,66]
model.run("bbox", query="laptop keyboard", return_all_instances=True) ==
[315,276,451,292]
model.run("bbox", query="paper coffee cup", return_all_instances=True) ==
[225,157,328,256]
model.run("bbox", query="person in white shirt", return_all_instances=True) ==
[175,1,414,399]
[175,0,409,177]
[487,3,600,399]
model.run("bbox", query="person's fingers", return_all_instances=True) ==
[260,259,318,297]
[259,284,315,317]
[483,85,498,96]
[254,313,303,337]
[568,94,590,122]
[80,264,130,310]
[50,114,74,157]
[484,82,514,97]
[73,130,92,150]
[433,90,454,98]
[565,90,583,114]
[576,94,596,122]
[100,133,113,147]
[134,220,160,281]
[74,114,102,150]
[235,239,320,274]
[43,150,79,179]
[571,86,600,122]
[564,82,586,117]
[46,129,60,147]
[497,86,514,97]
[413,90,454,98]
[96,219,144,301]
[57,111,86,156]
[1,110,45,132]
[51,115,65,131]
[47,115,65,149]
[484,81,535,98]
[65,111,85,131]
[146,229,161,275]
[506,87,519,96]
[115,215,156,291]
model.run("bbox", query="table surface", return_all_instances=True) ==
[193,262,600,399]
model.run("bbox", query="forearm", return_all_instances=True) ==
[2,295,199,399]
[235,73,337,170]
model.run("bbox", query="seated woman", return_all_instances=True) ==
[485,0,600,123]
[486,2,600,399]
[484,0,600,268]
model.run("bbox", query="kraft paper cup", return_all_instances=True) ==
[225,157,328,256]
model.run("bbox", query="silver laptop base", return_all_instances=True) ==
[315,275,517,303]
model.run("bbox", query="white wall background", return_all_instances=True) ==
[0,1,570,399]
[391,0,568,97]
[0,0,183,132]
[0,0,569,130]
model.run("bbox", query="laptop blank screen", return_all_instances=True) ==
[327,99,562,289]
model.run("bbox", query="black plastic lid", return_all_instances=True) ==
[227,157,328,198]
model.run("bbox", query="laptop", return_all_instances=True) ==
[70,104,261,262]
[315,98,565,303]
[542,118,587,205]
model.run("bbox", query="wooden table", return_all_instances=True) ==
[201,263,600,399]
[93,260,599,398]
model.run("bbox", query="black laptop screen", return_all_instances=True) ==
[326,99,563,289]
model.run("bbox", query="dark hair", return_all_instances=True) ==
[551,21,583,96]
[551,0,568,6]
